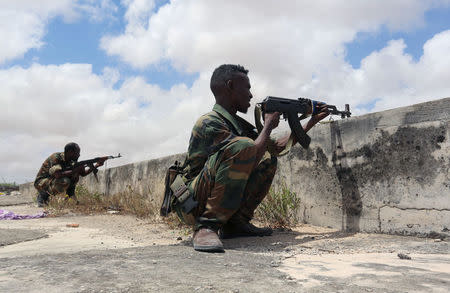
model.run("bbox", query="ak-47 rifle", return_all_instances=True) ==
[62,153,122,182]
[255,96,351,149]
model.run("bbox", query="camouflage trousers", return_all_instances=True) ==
[188,137,277,230]
[34,176,77,197]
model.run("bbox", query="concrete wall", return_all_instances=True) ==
[275,97,449,236]
[20,98,450,236]
[80,153,185,200]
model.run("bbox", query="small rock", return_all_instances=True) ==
[397,253,411,260]
[270,261,280,267]
[428,231,442,239]
[177,236,182,240]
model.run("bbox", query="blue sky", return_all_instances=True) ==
[1,0,449,183]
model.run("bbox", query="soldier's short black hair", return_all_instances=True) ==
[210,64,249,95]
[64,142,79,153]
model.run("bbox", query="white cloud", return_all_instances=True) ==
[100,0,436,72]
[100,0,450,106]
[0,63,213,182]
[76,0,118,23]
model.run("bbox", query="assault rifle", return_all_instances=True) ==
[256,96,351,149]
[62,153,122,182]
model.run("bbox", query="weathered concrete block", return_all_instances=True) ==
[275,97,449,235]
[380,206,450,236]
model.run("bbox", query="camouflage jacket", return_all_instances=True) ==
[183,104,259,181]
[34,152,76,184]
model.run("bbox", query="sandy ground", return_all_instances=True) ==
[1,198,449,292]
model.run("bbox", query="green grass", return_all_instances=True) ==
[255,182,301,228]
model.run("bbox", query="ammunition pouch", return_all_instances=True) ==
[160,161,198,225]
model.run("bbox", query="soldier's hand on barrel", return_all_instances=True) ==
[311,103,329,124]
[95,157,108,167]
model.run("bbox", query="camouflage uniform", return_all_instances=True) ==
[183,104,277,230]
[34,152,78,197]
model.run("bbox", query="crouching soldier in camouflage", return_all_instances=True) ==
[34,142,106,207]
[176,64,329,252]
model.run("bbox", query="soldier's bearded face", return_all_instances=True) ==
[232,73,253,114]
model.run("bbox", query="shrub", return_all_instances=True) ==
[255,182,300,228]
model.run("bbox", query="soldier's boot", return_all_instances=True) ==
[193,228,224,252]
[219,219,273,239]
[37,191,50,207]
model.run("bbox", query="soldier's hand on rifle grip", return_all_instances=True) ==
[73,164,86,176]
[264,112,280,130]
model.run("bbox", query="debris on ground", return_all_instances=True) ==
[0,209,45,220]
[397,253,411,260]
[66,223,80,228]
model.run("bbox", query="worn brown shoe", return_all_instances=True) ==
[193,228,224,252]
[219,221,273,239]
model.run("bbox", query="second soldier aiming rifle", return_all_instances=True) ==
[62,153,122,182]
[255,96,351,149]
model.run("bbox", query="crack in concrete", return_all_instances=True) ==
[372,205,450,233]
[378,205,450,212]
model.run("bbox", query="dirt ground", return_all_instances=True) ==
[1,196,449,292]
